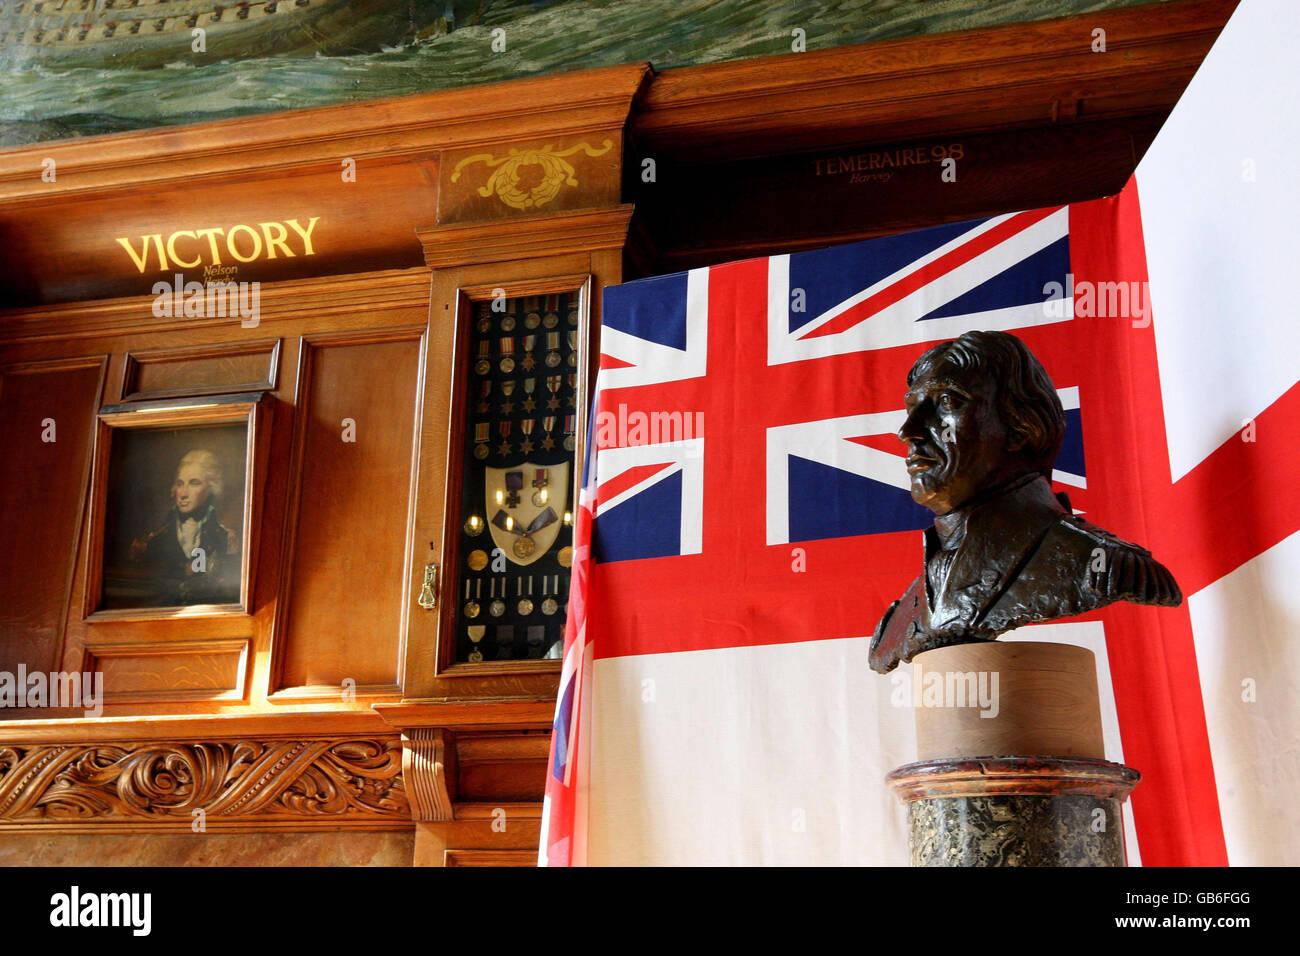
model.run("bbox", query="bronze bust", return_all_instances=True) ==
[869,331,1181,674]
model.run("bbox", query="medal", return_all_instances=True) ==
[526,624,546,658]
[497,420,512,457]
[531,468,549,507]
[501,314,516,332]
[474,340,491,376]
[543,311,559,329]
[489,579,505,617]
[463,513,485,537]
[463,579,481,619]
[525,311,541,330]
[522,377,537,412]
[563,414,576,452]
[467,623,485,663]
[518,576,534,615]
[476,380,492,414]
[519,418,535,455]
[467,549,488,571]
[546,375,562,410]
[521,334,537,371]
[558,545,573,568]
[476,316,492,334]
[567,308,579,327]
[567,373,578,407]
[541,415,557,451]
[544,332,561,368]
[473,422,490,460]
[492,505,558,559]
[498,335,516,373]
[499,379,516,414]
[504,470,523,508]
[566,331,578,367]
[541,575,559,615]
[495,625,514,660]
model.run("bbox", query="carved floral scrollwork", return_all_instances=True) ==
[0,738,407,825]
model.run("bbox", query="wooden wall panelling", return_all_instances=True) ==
[631,116,1166,273]
[0,268,433,718]
[413,804,542,867]
[0,355,107,679]
[633,0,1237,162]
[82,638,250,704]
[121,338,281,402]
[271,327,426,699]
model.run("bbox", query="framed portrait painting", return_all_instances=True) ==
[84,392,270,621]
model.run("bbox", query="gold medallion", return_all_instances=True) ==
[499,356,516,374]
[501,315,517,332]
[518,598,534,615]
[464,600,480,619]
[473,444,489,460]
[474,358,491,376]
[543,311,559,329]
[468,649,483,663]
[541,597,558,616]
[467,549,488,571]
[489,599,505,617]
[513,535,536,559]
[558,546,573,567]
[525,311,542,329]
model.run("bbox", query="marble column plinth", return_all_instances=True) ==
[887,755,1140,867]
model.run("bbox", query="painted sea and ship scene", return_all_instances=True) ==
[0,0,1157,147]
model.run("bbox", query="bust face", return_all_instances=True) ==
[172,463,212,517]
[899,361,1022,515]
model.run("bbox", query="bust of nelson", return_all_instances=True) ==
[869,330,1181,674]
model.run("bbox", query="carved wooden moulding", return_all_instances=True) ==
[0,737,408,830]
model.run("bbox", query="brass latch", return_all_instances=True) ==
[417,562,438,610]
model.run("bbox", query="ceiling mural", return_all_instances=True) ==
[0,0,1160,147]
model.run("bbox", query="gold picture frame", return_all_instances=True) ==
[83,391,271,622]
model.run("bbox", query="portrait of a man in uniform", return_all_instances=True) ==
[98,423,249,613]
[869,330,1181,674]
[126,448,241,607]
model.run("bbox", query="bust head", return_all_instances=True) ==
[171,449,223,518]
[899,331,1064,515]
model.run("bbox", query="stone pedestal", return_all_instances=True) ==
[887,641,1140,867]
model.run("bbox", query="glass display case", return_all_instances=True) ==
[450,291,582,664]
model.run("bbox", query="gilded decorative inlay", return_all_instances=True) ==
[451,140,614,211]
